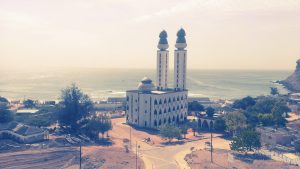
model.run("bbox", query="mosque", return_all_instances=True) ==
[126,28,188,129]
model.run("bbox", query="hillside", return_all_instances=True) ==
[279,59,300,92]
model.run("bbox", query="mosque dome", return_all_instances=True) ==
[138,77,155,92]
[175,28,187,50]
[157,30,169,50]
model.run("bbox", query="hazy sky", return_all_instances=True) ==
[0,0,300,70]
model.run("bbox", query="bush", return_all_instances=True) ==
[294,139,300,152]
[160,124,182,142]
[83,115,112,140]
[232,96,256,110]
[230,128,261,154]
[206,107,215,118]
[214,117,226,132]
[0,108,14,123]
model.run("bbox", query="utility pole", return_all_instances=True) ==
[136,141,138,169]
[79,144,82,169]
[130,125,132,149]
[210,128,213,163]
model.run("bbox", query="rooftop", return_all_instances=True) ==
[127,88,187,95]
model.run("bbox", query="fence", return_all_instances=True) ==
[258,149,300,166]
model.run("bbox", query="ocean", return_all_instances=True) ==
[0,68,292,101]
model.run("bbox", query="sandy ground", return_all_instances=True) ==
[110,118,231,169]
[0,118,145,169]
[287,112,300,122]
[186,149,300,169]
[0,147,78,169]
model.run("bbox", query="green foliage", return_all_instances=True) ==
[188,101,204,112]
[159,124,182,142]
[246,96,289,127]
[214,117,226,132]
[23,99,35,108]
[224,111,247,135]
[257,113,274,126]
[0,96,8,103]
[83,115,112,140]
[206,107,215,118]
[188,119,198,136]
[232,96,256,110]
[58,84,94,132]
[294,140,300,152]
[230,128,261,153]
[15,107,59,127]
[270,87,279,96]
[0,108,14,123]
[179,124,189,138]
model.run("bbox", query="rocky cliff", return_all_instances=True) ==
[279,59,300,92]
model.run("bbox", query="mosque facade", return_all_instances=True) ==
[126,28,188,129]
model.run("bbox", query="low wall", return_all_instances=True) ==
[0,130,48,144]
[258,149,300,166]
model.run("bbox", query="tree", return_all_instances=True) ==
[23,99,35,108]
[294,139,300,152]
[232,96,256,110]
[0,96,14,123]
[230,128,261,154]
[206,107,215,118]
[246,96,290,127]
[179,124,189,139]
[0,108,14,123]
[159,124,182,142]
[224,111,247,135]
[0,96,8,103]
[257,113,274,126]
[58,84,94,132]
[189,119,198,136]
[214,117,226,132]
[188,101,204,113]
[83,115,112,140]
[270,87,279,96]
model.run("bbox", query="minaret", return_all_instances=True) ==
[174,28,187,91]
[157,30,169,90]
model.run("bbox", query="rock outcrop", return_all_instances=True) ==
[280,59,300,92]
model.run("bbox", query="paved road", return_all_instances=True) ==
[111,118,230,169]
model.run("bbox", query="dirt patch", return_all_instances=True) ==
[82,146,144,169]
[186,149,300,169]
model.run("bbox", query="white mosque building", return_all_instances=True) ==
[126,28,188,129]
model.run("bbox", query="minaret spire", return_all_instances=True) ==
[156,30,169,90]
[174,28,187,90]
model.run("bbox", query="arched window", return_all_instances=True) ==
[180,114,183,119]
[169,98,171,103]
[177,105,179,110]
[159,99,162,104]
[164,99,167,104]
[173,116,175,121]
[168,107,171,112]
[159,110,162,114]
[177,96,180,101]
[168,117,171,123]
[173,107,176,111]
[159,119,162,126]
[154,120,157,126]
[173,97,176,102]
[154,99,158,105]
[154,110,157,115]
[163,118,166,124]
